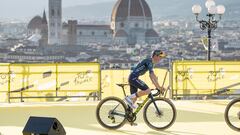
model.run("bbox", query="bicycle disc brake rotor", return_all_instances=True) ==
[155,110,163,118]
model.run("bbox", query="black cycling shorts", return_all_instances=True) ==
[128,74,149,94]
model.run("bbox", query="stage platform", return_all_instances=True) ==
[0,100,239,135]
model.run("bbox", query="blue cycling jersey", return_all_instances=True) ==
[131,58,154,77]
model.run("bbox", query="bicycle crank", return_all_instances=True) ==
[127,113,136,123]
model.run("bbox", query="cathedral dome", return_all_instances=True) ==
[28,16,43,30]
[111,0,152,21]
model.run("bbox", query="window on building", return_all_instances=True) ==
[120,22,124,28]
[92,31,95,36]
[104,32,107,36]
[135,23,139,28]
[51,9,55,16]
[79,31,82,35]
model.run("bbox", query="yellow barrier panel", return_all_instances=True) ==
[0,63,11,102]
[0,63,101,102]
[173,61,240,99]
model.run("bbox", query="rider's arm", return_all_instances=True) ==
[147,60,165,91]
[149,72,161,90]
[146,61,162,90]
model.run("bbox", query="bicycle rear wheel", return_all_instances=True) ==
[96,96,127,129]
[143,97,176,130]
[224,98,240,131]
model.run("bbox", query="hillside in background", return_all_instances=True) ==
[63,0,239,21]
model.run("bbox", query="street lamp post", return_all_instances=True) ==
[192,0,225,61]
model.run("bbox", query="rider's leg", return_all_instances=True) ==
[128,79,150,103]
[124,85,138,109]
[131,89,151,104]
[129,85,138,103]
[136,88,151,97]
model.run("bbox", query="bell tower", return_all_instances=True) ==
[48,0,62,45]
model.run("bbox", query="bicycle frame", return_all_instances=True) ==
[111,95,161,118]
[110,93,161,119]
[134,94,162,115]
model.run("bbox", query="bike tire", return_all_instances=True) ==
[96,96,128,130]
[143,97,176,130]
[224,98,240,132]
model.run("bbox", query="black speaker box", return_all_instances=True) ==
[22,116,66,135]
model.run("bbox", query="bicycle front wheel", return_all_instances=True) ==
[143,97,176,130]
[96,96,128,130]
[224,98,240,132]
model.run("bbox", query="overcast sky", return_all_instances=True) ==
[0,0,114,7]
[0,0,234,20]
[0,0,114,19]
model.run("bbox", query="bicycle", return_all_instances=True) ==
[96,83,176,131]
[224,97,240,131]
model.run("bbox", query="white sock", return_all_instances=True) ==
[128,93,137,99]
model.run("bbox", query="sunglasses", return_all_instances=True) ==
[156,52,167,58]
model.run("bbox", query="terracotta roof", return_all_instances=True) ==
[141,0,152,17]
[114,30,128,37]
[145,29,159,37]
[111,0,152,21]
[130,0,144,16]
[111,0,129,21]
[27,16,43,30]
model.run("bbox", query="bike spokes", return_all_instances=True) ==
[225,99,240,131]
[143,98,176,130]
[96,97,127,129]
[147,102,173,125]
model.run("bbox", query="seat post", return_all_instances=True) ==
[122,86,127,97]
[116,84,128,97]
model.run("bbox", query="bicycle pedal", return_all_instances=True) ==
[130,123,138,126]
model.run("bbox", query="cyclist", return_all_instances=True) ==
[125,50,167,109]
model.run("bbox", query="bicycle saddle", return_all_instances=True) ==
[116,83,129,87]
